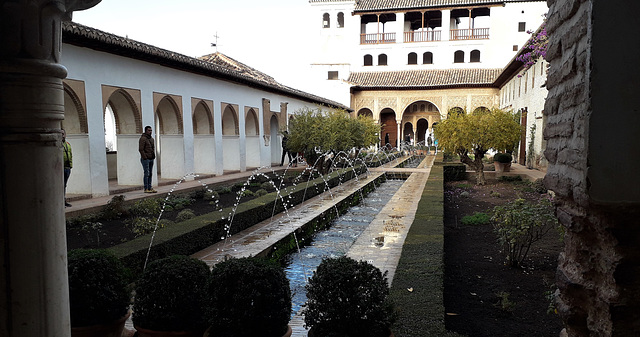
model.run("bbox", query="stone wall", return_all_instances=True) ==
[543,0,640,335]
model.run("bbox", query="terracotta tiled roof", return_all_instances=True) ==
[353,0,545,12]
[348,68,501,88]
[62,22,349,111]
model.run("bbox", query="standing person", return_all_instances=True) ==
[427,135,433,154]
[280,131,292,166]
[62,129,73,207]
[384,133,390,147]
[139,125,157,193]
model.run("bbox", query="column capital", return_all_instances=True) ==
[0,0,101,64]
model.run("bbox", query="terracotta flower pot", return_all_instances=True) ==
[71,312,130,337]
[134,325,205,337]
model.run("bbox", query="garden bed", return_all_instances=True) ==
[443,176,564,336]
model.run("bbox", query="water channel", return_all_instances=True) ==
[284,178,406,316]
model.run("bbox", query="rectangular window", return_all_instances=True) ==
[513,45,518,51]
[328,71,339,80]
[518,22,526,32]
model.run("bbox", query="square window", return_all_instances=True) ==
[518,22,526,32]
[328,71,339,80]
[513,45,518,51]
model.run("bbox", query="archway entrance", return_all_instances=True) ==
[193,100,215,174]
[103,89,142,187]
[245,108,260,168]
[270,115,279,165]
[416,118,428,145]
[380,109,397,148]
[155,96,184,180]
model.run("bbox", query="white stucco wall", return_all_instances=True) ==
[66,135,91,195]
[499,60,548,168]
[159,135,185,179]
[60,43,338,196]
[246,136,261,168]
[116,135,144,186]
[222,137,240,171]
[194,135,216,174]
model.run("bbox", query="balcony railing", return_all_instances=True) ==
[360,32,396,44]
[403,30,441,42]
[450,28,490,41]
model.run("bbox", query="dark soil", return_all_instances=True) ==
[66,174,302,250]
[443,178,564,337]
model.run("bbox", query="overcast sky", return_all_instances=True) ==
[73,0,316,90]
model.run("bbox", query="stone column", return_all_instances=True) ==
[0,1,101,336]
[544,0,640,336]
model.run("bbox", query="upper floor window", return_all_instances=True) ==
[518,22,526,32]
[378,54,388,66]
[364,54,373,66]
[423,52,433,64]
[338,12,344,28]
[408,52,418,65]
[323,13,330,28]
[328,71,339,80]
[454,50,464,63]
[470,50,481,63]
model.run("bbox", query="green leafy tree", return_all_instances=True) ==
[287,107,380,174]
[434,108,521,185]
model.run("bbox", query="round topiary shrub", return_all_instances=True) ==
[67,249,131,327]
[132,255,210,333]
[494,152,513,163]
[303,256,395,337]
[207,257,292,337]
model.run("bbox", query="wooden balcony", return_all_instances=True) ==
[360,32,396,45]
[403,30,441,43]
[450,28,489,41]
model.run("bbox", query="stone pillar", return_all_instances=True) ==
[544,0,640,336]
[0,1,101,336]
[441,10,451,41]
[396,12,405,43]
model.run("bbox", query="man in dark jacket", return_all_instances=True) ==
[280,131,292,166]
[139,125,157,193]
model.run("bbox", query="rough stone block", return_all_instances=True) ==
[545,121,574,138]
[544,147,558,163]
[558,148,584,169]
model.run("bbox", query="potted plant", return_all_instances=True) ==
[206,257,292,337]
[493,152,513,173]
[302,256,395,337]
[68,249,131,337]
[132,255,210,337]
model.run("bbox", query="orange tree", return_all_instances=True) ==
[434,108,521,185]
[287,107,379,174]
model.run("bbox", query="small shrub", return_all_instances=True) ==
[217,187,232,194]
[79,221,105,245]
[101,195,126,219]
[461,212,490,226]
[207,257,291,337]
[490,191,502,198]
[303,256,395,337]
[455,183,473,189]
[531,178,547,194]
[498,175,522,182]
[255,189,268,197]
[492,197,559,267]
[240,189,255,198]
[494,153,513,163]
[204,189,219,201]
[133,255,210,332]
[260,181,274,191]
[494,291,516,312]
[176,209,196,222]
[67,249,131,327]
[126,217,161,237]
[129,198,161,217]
